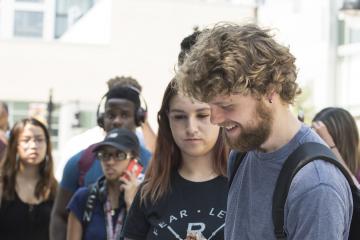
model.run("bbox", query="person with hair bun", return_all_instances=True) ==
[0,117,58,240]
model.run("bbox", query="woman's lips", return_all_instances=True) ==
[184,138,202,142]
[28,153,39,158]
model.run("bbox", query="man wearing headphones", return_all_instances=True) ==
[50,84,152,240]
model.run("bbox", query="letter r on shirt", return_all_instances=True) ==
[187,223,205,234]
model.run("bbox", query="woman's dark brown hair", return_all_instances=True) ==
[313,107,360,175]
[140,80,228,204]
[1,118,58,201]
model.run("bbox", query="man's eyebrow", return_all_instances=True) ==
[210,101,232,106]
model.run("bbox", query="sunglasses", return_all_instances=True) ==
[96,150,131,162]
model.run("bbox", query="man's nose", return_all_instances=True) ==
[112,115,124,128]
[210,106,225,125]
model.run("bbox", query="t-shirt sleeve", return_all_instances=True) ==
[285,183,351,239]
[122,190,150,240]
[67,187,89,223]
[60,151,83,193]
[139,146,152,173]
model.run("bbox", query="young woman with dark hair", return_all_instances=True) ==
[0,117,58,240]
[312,107,360,182]
[123,80,228,240]
[66,128,141,240]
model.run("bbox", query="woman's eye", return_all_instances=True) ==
[116,152,127,160]
[197,114,210,119]
[173,115,186,120]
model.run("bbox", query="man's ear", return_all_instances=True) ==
[265,84,278,103]
[266,91,276,103]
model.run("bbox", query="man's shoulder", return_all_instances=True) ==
[64,149,86,168]
[286,129,351,204]
[297,124,325,146]
[289,159,351,202]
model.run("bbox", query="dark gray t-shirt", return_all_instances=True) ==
[225,124,353,240]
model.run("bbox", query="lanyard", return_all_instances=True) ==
[104,198,125,240]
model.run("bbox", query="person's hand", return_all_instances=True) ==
[119,170,139,210]
[312,121,335,147]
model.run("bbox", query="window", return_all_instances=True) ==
[348,28,360,44]
[14,10,43,38]
[55,0,96,38]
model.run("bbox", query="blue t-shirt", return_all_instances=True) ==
[225,124,353,240]
[61,145,151,193]
[67,187,125,240]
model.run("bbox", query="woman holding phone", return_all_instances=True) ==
[123,80,228,240]
[66,128,141,240]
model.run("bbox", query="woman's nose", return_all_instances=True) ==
[186,117,199,135]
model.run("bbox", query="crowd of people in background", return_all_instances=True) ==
[0,22,359,240]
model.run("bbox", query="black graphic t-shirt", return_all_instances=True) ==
[123,171,227,240]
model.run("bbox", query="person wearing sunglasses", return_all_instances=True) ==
[66,128,141,240]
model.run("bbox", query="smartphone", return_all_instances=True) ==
[123,159,143,180]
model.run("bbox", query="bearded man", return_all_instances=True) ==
[176,23,352,240]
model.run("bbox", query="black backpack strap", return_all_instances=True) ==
[229,151,247,188]
[272,142,356,239]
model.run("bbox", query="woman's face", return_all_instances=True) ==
[98,146,131,182]
[17,123,47,166]
[168,94,220,159]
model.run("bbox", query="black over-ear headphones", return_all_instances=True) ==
[96,85,148,128]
